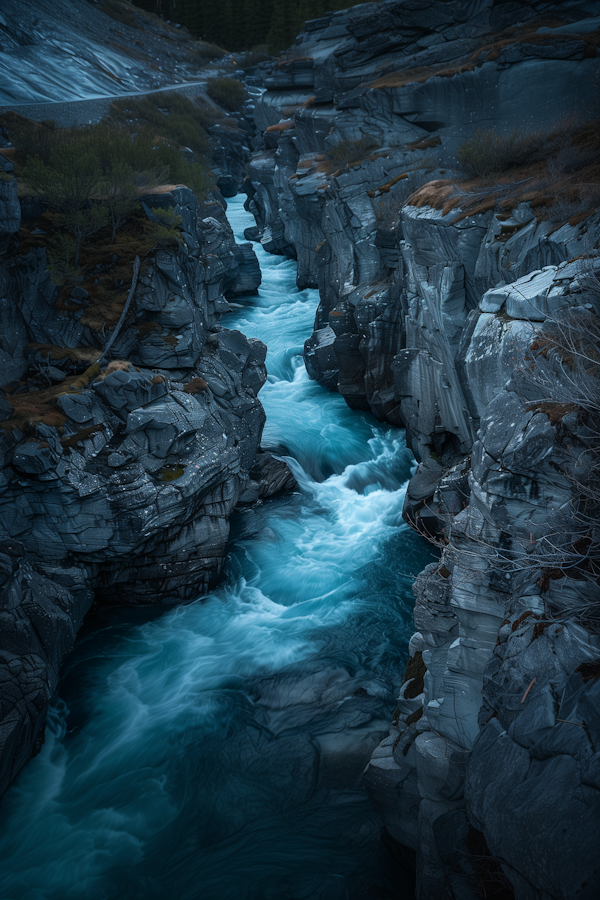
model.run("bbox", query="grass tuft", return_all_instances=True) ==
[206,78,247,112]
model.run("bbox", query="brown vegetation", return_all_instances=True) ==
[206,77,247,112]
[407,119,600,227]
[1,363,101,435]
[265,121,295,133]
[367,19,598,93]
[183,377,208,394]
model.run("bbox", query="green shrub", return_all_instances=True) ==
[240,48,271,68]
[18,117,211,277]
[148,206,184,246]
[194,42,227,61]
[110,93,215,155]
[98,162,139,243]
[457,128,531,179]
[206,77,247,112]
[23,145,109,265]
[327,135,379,164]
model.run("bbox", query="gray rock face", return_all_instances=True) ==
[246,2,600,897]
[0,185,295,799]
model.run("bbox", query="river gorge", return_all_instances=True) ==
[1,1,599,897]
[0,197,431,900]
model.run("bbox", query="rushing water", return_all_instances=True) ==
[0,197,434,900]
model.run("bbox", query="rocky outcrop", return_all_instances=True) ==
[0,174,292,798]
[245,2,600,897]
[0,0,225,105]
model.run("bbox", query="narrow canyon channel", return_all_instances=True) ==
[0,197,433,900]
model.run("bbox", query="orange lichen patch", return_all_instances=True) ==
[475,26,600,63]
[407,135,442,152]
[347,152,388,168]
[367,172,408,197]
[406,177,503,221]
[296,154,338,177]
[300,95,316,108]
[265,120,295,133]
[368,66,435,89]
[183,376,208,394]
[369,62,476,90]
[298,154,326,168]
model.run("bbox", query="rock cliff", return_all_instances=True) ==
[0,163,300,799]
[244,2,600,897]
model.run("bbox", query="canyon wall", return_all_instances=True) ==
[244,2,600,897]
[0,170,300,797]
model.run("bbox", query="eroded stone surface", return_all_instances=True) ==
[0,184,297,799]
[246,2,600,897]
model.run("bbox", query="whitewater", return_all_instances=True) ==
[0,196,432,900]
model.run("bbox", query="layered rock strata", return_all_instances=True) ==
[245,2,600,897]
[0,177,295,799]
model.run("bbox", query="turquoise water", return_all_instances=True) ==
[0,197,433,900]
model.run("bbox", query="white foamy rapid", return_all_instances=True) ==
[0,196,433,900]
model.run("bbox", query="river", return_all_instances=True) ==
[0,196,433,900]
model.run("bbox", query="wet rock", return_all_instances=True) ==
[0,184,295,799]
[245,1,600,895]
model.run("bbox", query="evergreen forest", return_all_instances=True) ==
[132,0,368,53]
